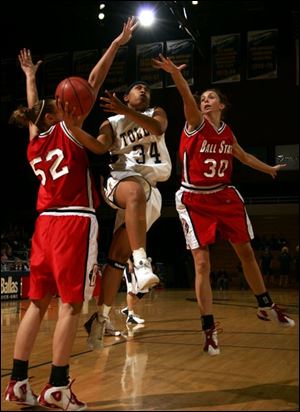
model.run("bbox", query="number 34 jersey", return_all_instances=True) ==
[108,107,172,186]
[179,118,234,190]
[27,121,100,212]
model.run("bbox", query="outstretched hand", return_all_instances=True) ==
[152,53,187,74]
[270,163,287,179]
[18,48,42,77]
[115,16,139,46]
[100,90,128,115]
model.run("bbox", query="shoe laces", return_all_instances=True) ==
[202,321,223,337]
[271,304,291,322]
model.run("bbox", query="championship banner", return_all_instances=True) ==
[247,29,278,80]
[166,39,194,87]
[72,49,99,79]
[44,52,70,97]
[101,46,128,93]
[211,33,241,83]
[136,42,164,89]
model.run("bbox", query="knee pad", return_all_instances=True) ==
[106,258,126,271]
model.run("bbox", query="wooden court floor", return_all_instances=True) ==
[1,288,299,411]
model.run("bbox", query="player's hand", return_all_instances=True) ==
[269,163,287,179]
[100,90,128,114]
[115,16,139,46]
[18,49,42,77]
[56,99,83,127]
[152,53,187,74]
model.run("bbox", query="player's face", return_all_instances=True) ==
[126,84,150,111]
[200,90,224,114]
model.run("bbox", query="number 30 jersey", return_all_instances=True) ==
[27,121,100,212]
[108,107,172,186]
[179,117,234,190]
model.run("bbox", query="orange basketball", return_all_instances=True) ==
[55,76,95,116]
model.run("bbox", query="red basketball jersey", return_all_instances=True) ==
[27,121,100,212]
[179,118,234,189]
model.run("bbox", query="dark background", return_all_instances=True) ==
[1,1,299,264]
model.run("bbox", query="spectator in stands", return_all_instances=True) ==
[216,269,230,291]
[278,246,292,288]
[259,248,274,286]
[237,262,248,290]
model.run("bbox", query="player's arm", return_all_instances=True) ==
[88,17,138,96]
[61,102,112,154]
[232,136,286,178]
[100,91,168,136]
[18,48,43,140]
[152,54,202,130]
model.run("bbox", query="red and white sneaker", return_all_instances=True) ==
[37,379,87,411]
[257,304,295,327]
[4,378,37,406]
[203,326,220,356]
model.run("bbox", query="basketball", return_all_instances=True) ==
[55,76,95,116]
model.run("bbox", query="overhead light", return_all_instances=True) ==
[98,12,105,20]
[99,3,105,10]
[192,1,198,4]
[137,9,155,27]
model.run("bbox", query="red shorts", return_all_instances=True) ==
[176,186,254,248]
[29,210,99,303]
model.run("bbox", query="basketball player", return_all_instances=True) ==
[4,18,137,411]
[70,81,172,349]
[152,54,295,356]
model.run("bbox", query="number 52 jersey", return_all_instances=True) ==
[27,121,99,212]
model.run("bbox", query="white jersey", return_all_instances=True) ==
[108,107,172,186]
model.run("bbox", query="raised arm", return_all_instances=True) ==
[99,90,168,136]
[152,54,202,129]
[18,49,42,108]
[88,17,138,96]
[232,136,286,178]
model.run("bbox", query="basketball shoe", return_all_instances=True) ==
[126,313,145,324]
[203,326,220,356]
[84,312,107,350]
[4,378,37,406]
[257,304,295,327]
[121,307,129,317]
[104,318,122,337]
[134,258,159,290]
[38,379,86,411]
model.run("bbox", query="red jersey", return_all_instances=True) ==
[27,121,100,212]
[179,118,234,190]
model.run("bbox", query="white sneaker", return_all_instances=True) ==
[257,304,295,327]
[203,327,220,356]
[38,379,86,411]
[126,313,145,324]
[105,318,121,336]
[134,258,159,290]
[86,313,107,350]
[4,378,37,406]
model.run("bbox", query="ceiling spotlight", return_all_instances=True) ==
[192,1,199,4]
[99,3,105,10]
[98,12,105,20]
[137,9,155,27]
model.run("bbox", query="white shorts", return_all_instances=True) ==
[103,171,162,233]
[123,268,149,295]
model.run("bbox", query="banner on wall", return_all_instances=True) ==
[136,42,164,89]
[44,52,70,97]
[211,33,241,83]
[247,29,278,80]
[72,49,99,79]
[166,39,194,87]
[101,46,128,93]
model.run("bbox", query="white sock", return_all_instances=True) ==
[132,248,147,266]
[128,310,134,316]
[98,304,111,318]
